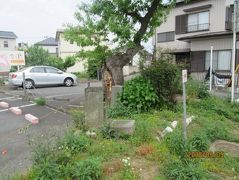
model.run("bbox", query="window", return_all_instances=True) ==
[30,67,45,73]
[45,67,59,74]
[157,31,175,43]
[205,50,231,71]
[187,11,209,32]
[4,41,8,48]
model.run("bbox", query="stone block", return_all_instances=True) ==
[0,101,9,108]
[171,121,178,129]
[9,107,22,115]
[25,114,39,124]
[85,87,104,128]
[111,120,135,135]
[111,85,123,105]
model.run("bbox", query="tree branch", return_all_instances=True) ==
[126,11,143,22]
[133,0,163,45]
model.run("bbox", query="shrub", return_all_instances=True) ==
[34,97,46,106]
[107,101,134,118]
[142,60,180,108]
[186,78,210,99]
[69,109,85,129]
[58,131,91,154]
[72,158,102,179]
[120,76,158,112]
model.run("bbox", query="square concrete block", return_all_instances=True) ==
[111,120,135,135]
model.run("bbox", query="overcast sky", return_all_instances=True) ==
[0,0,153,51]
[0,0,79,45]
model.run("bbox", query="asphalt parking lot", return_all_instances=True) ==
[0,82,100,177]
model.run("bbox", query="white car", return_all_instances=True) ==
[9,66,77,89]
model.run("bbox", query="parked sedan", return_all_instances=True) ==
[9,66,77,89]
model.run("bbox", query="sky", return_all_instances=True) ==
[0,0,79,45]
[0,0,153,51]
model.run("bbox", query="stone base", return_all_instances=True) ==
[111,120,135,135]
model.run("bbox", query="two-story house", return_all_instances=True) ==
[0,31,17,51]
[154,0,235,80]
[56,29,86,73]
[35,37,58,56]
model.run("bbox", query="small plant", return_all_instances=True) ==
[120,76,158,112]
[58,131,91,154]
[121,157,137,179]
[34,97,46,106]
[69,108,85,129]
[189,132,210,152]
[72,157,102,179]
[100,123,118,139]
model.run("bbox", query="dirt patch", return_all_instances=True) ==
[131,158,159,180]
[102,159,123,177]
[210,140,239,157]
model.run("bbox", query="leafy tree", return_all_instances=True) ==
[65,0,176,85]
[25,46,76,71]
[25,46,50,66]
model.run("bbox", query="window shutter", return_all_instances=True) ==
[225,6,232,30]
[191,51,206,72]
[175,15,187,34]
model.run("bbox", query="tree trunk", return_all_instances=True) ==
[105,46,142,86]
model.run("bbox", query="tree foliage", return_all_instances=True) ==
[65,0,176,84]
[25,46,76,71]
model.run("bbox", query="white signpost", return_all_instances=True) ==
[182,69,187,141]
[0,51,25,72]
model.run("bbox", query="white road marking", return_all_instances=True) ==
[0,97,15,100]
[0,103,36,113]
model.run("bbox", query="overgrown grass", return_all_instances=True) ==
[18,95,239,179]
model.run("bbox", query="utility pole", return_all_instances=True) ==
[210,46,213,92]
[231,0,238,102]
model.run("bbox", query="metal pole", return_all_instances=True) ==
[210,46,213,91]
[182,80,187,141]
[232,0,237,102]
[23,72,26,99]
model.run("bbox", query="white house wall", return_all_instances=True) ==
[155,0,230,50]
[0,38,16,51]
[41,45,57,54]
[190,36,232,51]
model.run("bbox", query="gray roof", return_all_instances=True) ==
[35,37,58,46]
[0,31,17,39]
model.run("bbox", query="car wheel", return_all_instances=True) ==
[24,80,34,89]
[64,78,73,87]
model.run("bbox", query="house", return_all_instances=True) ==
[35,37,58,56]
[0,31,17,51]
[153,0,235,80]
[56,29,86,72]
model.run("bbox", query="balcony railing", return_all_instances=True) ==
[187,23,210,32]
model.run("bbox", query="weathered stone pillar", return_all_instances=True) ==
[111,85,123,106]
[85,87,104,128]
